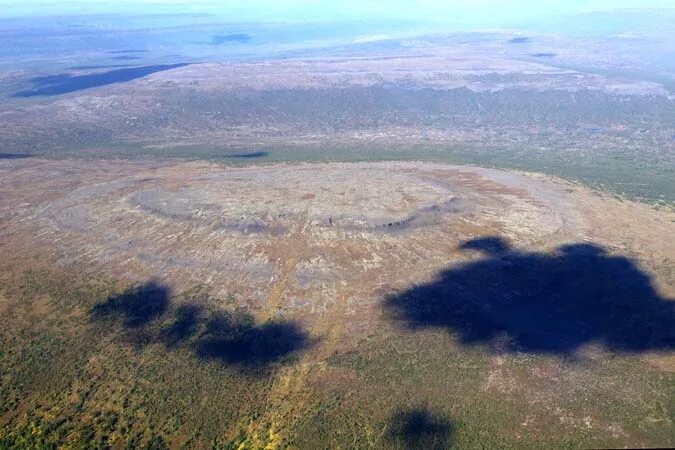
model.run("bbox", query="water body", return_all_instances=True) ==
[211,33,251,45]
[108,49,148,54]
[0,153,33,159]
[222,151,269,159]
[113,55,143,61]
[69,64,136,70]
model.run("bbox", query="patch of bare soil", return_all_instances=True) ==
[1,158,673,348]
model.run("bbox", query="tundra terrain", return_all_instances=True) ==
[1,157,673,448]
[0,10,674,449]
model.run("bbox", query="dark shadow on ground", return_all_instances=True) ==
[223,151,269,159]
[385,407,452,450]
[458,236,509,255]
[91,281,170,328]
[14,64,190,97]
[91,284,313,372]
[384,237,675,354]
[0,153,33,159]
[195,310,311,369]
[159,304,202,348]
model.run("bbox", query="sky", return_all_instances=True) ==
[0,0,673,23]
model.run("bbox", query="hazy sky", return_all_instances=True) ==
[1,0,673,22]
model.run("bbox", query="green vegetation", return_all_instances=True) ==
[0,270,277,449]
[1,266,673,448]
[4,85,674,205]
[29,140,675,206]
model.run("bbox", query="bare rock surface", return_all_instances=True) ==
[1,158,673,333]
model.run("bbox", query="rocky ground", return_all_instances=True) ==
[2,158,673,340]
[1,157,674,447]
